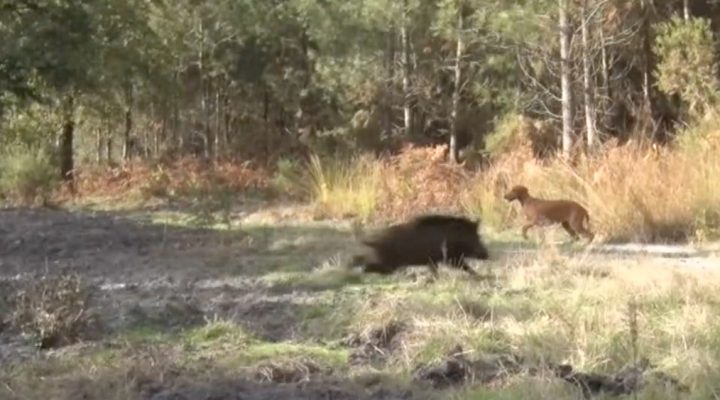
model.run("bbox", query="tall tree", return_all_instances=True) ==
[581,0,597,150]
[641,0,654,116]
[400,0,414,137]
[448,0,465,163]
[559,0,574,158]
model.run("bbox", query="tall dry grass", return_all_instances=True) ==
[304,123,720,242]
[477,127,720,242]
[466,140,720,242]
[305,153,385,220]
[305,146,467,222]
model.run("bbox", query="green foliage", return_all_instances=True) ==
[484,112,555,157]
[1,0,717,171]
[674,113,720,154]
[271,157,307,197]
[655,16,720,117]
[0,1,104,94]
[0,104,61,149]
[673,115,720,242]
[484,112,530,156]
[0,144,58,205]
[694,207,720,242]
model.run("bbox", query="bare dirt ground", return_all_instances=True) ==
[0,206,354,342]
[0,206,716,399]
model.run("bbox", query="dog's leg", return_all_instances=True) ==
[579,211,595,243]
[426,262,440,281]
[582,229,595,243]
[521,223,534,240]
[571,217,594,243]
[561,221,580,241]
[575,222,594,242]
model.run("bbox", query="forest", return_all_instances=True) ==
[2,1,720,399]
[2,0,720,238]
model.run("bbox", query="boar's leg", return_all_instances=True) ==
[426,261,440,280]
[447,257,477,276]
[457,260,478,276]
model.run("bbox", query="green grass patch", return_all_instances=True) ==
[177,320,349,371]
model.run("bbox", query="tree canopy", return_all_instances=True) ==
[2,0,719,175]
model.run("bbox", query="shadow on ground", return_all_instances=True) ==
[0,207,356,282]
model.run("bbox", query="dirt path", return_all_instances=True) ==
[3,207,716,279]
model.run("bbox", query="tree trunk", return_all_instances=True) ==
[59,94,75,182]
[106,117,113,165]
[223,96,231,149]
[559,0,574,158]
[684,0,690,20]
[641,0,653,116]
[96,128,103,164]
[156,116,164,157]
[581,0,596,150]
[400,0,413,137]
[295,25,315,141]
[172,68,181,154]
[199,17,211,159]
[449,1,464,163]
[383,27,396,137]
[600,28,611,101]
[201,78,211,160]
[143,124,151,159]
[214,87,222,160]
[106,133,113,165]
[263,86,271,160]
[122,84,133,161]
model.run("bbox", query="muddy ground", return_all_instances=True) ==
[0,206,715,399]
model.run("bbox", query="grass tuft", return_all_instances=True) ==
[306,153,383,221]
[9,273,97,349]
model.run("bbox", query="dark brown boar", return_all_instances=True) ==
[350,214,490,278]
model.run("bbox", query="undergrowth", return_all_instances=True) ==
[69,157,270,207]
[8,273,98,349]
[0,144,58,206]
[298,118,720,243]
[45,112,720,243]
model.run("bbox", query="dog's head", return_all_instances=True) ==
[504,185,530,202]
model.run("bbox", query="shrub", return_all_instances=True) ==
[655,16,720,117]
[484,113,557,159]
[9,273,98,349]
[0,145,58,205]
[271,157,307,198]
[0,104,62,149]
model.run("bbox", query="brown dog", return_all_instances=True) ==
[504,185,594,242]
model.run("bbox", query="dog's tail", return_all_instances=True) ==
[584,211,590,228]
[582,209,592,233]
